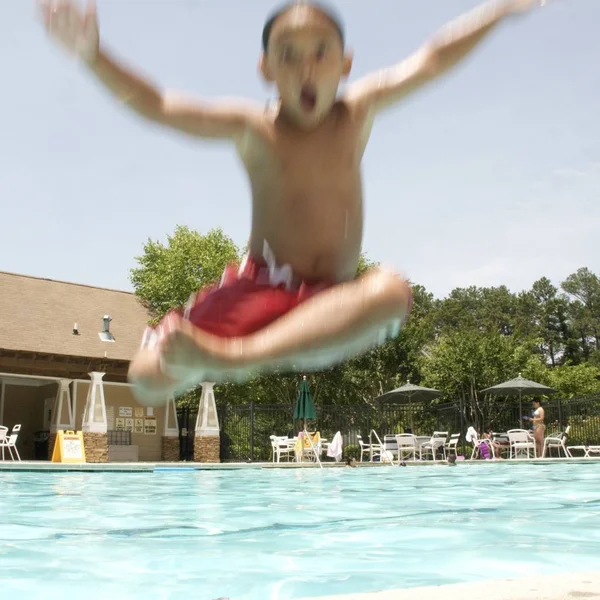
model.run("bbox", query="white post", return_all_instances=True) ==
[50,379,74,433]
[82,372,108,434]
[194,382,219,437]
[0,381,5,424]
[164,396,179,437]
[73,382,78,426]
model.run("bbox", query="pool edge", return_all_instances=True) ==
[298,571,600,600]
[0,457,599,472]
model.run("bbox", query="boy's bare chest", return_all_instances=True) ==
[247,111,364,187]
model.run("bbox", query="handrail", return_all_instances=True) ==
[369,429,394,464]
[303,429,323,469]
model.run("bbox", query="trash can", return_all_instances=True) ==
[33,430,50,460]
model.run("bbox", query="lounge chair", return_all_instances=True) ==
[466,427,493,460]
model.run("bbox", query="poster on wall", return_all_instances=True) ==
[125,418,134,432]
[144,417,157,435]
[115,418,125,431]
[134,408,144,418]
[119,407,133,418]
[134,418,144,434]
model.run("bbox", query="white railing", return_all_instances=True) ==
[369,429,394,464]
[303,429,323,468]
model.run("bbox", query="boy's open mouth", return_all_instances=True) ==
[300,84,317,112]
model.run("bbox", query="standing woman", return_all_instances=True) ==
[531,398,545,457]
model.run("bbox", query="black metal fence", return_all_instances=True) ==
[208,393,600,462]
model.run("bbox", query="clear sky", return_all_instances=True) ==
[1,0,598,298]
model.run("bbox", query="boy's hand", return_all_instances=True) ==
[40,0,99,63]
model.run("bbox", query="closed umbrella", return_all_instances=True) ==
[293,376,317,431]
[293,376,321,468]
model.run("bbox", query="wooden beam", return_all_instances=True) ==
[0,353,129,383]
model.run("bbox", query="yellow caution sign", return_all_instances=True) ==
[51,430,86,463]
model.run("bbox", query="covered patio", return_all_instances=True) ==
[0,271,182,462]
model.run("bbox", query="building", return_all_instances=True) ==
[0,271,222,463]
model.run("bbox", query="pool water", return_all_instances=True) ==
[1,463,600,599]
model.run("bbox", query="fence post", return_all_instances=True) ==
[558,398,563,428]
[250,401,255,462]
[458,399,465,456]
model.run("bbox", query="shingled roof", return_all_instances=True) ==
[0,271,151,362]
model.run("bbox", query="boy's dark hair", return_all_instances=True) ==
[262,2,345,52]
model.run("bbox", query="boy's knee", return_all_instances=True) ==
[366,269,411,317]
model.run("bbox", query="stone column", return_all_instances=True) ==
[82,372,108,463]
[193,383,220,463]
[161,396,180,462]
[48,379,74,460]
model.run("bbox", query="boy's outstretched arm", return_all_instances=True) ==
[40,0,259,141]
[345,0,546,116]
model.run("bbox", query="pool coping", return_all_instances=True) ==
[0,456,599,472]
[298,571,600,600]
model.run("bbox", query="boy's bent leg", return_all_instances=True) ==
[160,268,411,377]
[128,340,258,406]
[128,346,182,406]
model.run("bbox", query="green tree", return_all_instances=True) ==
[432,285,518,338]
[562,267,600,357]
[130,226,240,321]
[528,277,572,366]
[420,330,542,429]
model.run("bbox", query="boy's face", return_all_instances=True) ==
[261,6,352,127]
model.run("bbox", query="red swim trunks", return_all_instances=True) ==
[183,254,331,337]
[141,246,332,348]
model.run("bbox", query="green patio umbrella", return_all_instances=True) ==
[293,376,317,430]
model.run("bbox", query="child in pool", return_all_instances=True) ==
[41,0,547,404]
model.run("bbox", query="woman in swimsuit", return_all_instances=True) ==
[531,398,545,458]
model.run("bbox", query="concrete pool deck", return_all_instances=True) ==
[300,572,600,600]
[0,456,599,472]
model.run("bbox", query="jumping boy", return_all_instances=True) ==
[42,0,546,404]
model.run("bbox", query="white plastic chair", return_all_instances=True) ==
[0,426,8,461]
[357,435,374,462]
[0,424,21,462]
[445,433,460,456]
[269,435,295,463]
[395,434,417,461]
[507,428,536,459]
[382,435,399,462]
[420,431,448,461]
[542,425,571,458]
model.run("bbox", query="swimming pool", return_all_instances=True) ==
[1,463,599,599]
